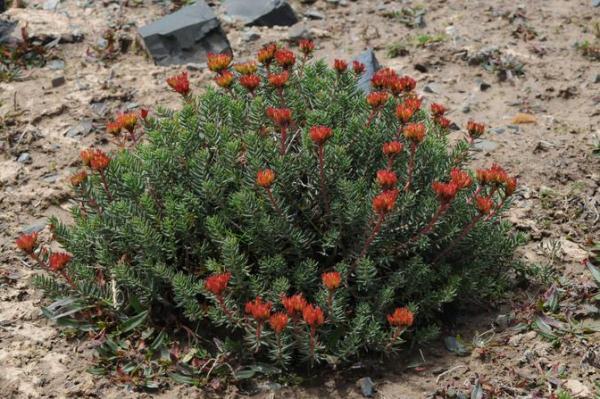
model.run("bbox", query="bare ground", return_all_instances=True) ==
[1,0,599,397]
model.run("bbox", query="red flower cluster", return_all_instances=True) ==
[333,59,347,73]
[382,141,404,157]
[81,149,110,172]
[467,120,485,140]
[257,43,277,66]
[404,96,422,112]
[475,195,494,214]
[299,39,315,57]
[49,252,72,272]
[106,121,122,136]
[430,103,446,117]
[376,170,398,189]
[205,272,231,296]
[268,71,289,88]
[256,169,275,188]
[309,125,333,145]
[321,271,341,291]
[275,48,295,69]
[435,116,451,129]
[366,91,390,109]
[166,71,190,96]
[372,189,399,216]
[371,68,416,95]
[477,164,509,186]
[281,293,307,318]
[387,307,414,327]
[266,107,292,127]
[207,53,232,73]
[245,297,272,321]
[302,304,325,327]
[352,60,366,74]
[269,312,289,334]
[395,103,415,123]
[239,74,261,93]
[432,181,459,203]
[403,122,426,144]
[70,170,88,187]
[215,71,234,89]
[450,168,472,189]
[115,112,138,134]
[16,232,38,254]
[233,61,257,75]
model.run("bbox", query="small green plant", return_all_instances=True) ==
[16,41,522,385]
[0,25,46,82]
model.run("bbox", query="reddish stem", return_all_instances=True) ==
[60,270,77,290]
[485,196,507,221]
[403,143,417,193]
[317,145,330,215]
[385,326,403,350]
[352,213,385,271]
[255,322,263,353]
[98,170,113,202]
[366,109,378,127]
[433,214,483,263]
[280,126,287,155]
[217,296,234,323]
[265,188,285,218]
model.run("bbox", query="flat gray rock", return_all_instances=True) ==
[138,1,231,66]
[224,0,298,27]
[352,49,381,93]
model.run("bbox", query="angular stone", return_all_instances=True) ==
[65,120,93,138]
[51,76,66,88]
[473,139,498,152]
[288,22,312,41]
[223,0,298,27]
[138,1,231,66]
[17,152,32,164]
[352,49,381,93]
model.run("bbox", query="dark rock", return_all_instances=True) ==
[449,122,460,131]
[593,0,600,7]
[414,63,428,73]
[594,74,600,84]
[17,152,32,164]
[480,81,491,91]
[0,0,5,13]
[423,83,441,93]
[242,29,261,42]
[352,49,381,93]
[138,1,231,66]
[288,22,312,41]
[65,120,93,138]
[224,0,298,27]
[305,9,325,20]
[51,76,66,88]
[0,20,16,44]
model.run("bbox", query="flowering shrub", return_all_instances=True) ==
[18,42,522,382]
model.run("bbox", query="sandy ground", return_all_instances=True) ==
[1,0,599,397]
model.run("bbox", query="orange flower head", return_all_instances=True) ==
[302,304,325,327]
[371,68,397,90]
[106,120,122,136]
[233,61,258,75]
[450,168,472,189]
[404,96,422,111]
[266,107,292,127]
[333,59,348,73]
[245,297,272,321]
[80,148,95,166]
[16,232,38,254]
[269,312,289,334]
[49,252,72,272]
[475,195,494,214]
[274,48,296,69]
[399,75,416,91]
[352,60,366,74]
[321,271,341,291]
[70,170,88,187]
[116,112,138,133]
[396,103,415,123]
[215,71,234,89]
[140,108,149,120]
[299,39,315,56]
[205,272,231,296]
[281,293,307,317]
[435,116,451,129]
[257,43,277,65]
[504,176,517,197]
[256,169,276,188]
[309,125,333,145]
[389,75,416,95]
[207,53,232,73]
[467,120,485,139]
[376,170,398,189]
[90,150,110,172]
[489,163,508,184]
[166,71,190,96]
[366,91,390,109]
[372,189,399,215]
[387,307,414,327]
[432,181,459,203]
[430,103,446,117]
[268,71,289,88]
[239,74,261,93]
[382,141,404,157]
[403,122,426,144]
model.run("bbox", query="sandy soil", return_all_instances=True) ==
[1,0,599,397]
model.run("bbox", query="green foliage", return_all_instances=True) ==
[25,46,522,382]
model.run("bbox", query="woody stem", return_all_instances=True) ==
[327,291,334,320]
[433,214,483,264]
[265,188,285,219]
[59,270,77,290]
[403,143,417,192]
[217,296,234,323]
[485,196,507,221]
[366,109,378,127]
[318,145,330,215]
[98,170,113,202]
[352,213,385,272]
[280,126,287,155]
[385,326,403,350]
[255,322,263,353]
